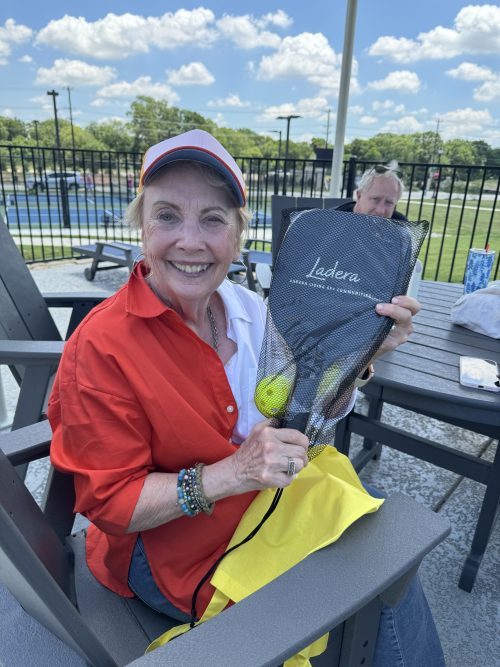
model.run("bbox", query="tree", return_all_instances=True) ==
[0,117,27,142]
[87,120,132,152]
[443,139,476,165]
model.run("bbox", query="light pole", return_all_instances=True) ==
[66,86,76,150]
[329,0,358,197]
[268,129,282,195]
[46,90,61,149]
[33,120,43,181]
[277,114,301,195]
[268,129,282,159]
[47,89,70,227]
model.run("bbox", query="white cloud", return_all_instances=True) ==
[213,112,228,126]
[445,61,500,102]
[35,9,217,60]
[94,76,179,103]
[368,4,500,63]
[0,18,32,65]
[28,94,53,114]
[2,108,14,117]
[439,107,494,139]
[259,95,330,123]
[166,62,214,86]
[96,115,127,124]
[350,105,364,114]
[18,54,32,63]
[216,14,281,49]
[208,93,250,108]
[481,128,500,147]
[446,62,497,81]
[360,115,378,125]
[368,71,421,93]
[36,59,116,87]
[474,78,500,101]
[32,10,292,61]
[259,10,293,29]
[372,99,395,111]
[256,32,359,96]
[382,116,424,133]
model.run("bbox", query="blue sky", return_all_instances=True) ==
[1,1,499,146]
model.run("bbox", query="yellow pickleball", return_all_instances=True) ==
[254,375,292,418]
[317,363,342,396]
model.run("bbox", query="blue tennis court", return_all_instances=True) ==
[5,192,130,228]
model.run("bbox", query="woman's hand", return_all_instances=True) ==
[230,420,309,494]
[372,295,420,360]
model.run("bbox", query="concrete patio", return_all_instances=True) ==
[1,258,499,667]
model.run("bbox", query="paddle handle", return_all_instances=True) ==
[281,412,309,433]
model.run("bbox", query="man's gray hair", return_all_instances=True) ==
[357,163,404,201]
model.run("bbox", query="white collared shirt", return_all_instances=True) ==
[217,279,356,444]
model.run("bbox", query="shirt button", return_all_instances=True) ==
[226,405,234,413]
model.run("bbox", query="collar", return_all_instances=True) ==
[217,279,253,324]
[126,261,171,318]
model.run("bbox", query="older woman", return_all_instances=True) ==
[49,129,444,666]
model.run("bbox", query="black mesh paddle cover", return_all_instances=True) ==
[256,209,428,451]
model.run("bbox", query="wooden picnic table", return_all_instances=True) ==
[336,280,500,592]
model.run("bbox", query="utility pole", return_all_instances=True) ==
[269,129,282,160]
[432,118,441,162]
[277,114,301,195]
[33,120,43,181]
[66,86,76,150]
[47,89,70,228]
[46,90,61,149]
[33,120,40,147]
[268,129,283,195]
[325,109,331,148]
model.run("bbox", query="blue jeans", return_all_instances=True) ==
[128,536,191,622]
[128,507,445,666]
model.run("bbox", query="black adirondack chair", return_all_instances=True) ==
[0,420,450,667]
[0,214,110,430]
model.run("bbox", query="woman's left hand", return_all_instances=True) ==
[371,295,420,360]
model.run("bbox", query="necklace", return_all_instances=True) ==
[206,304,219,352]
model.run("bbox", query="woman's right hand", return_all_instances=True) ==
[229,420,309,493]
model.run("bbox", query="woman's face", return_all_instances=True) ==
[141,162,241,309]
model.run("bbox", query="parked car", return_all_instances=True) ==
[26,171,84,192]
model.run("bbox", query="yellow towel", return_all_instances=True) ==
[147,446,383,665]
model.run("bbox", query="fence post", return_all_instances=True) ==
[59,178,71,228]
[346,156,357,198]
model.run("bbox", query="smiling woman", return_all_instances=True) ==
[47,128,444,666]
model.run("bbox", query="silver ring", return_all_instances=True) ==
[287,457,296,476]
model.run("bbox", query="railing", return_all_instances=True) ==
[0,144,498,282]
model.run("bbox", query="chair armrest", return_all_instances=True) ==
[42,293,112,307]
[0,420,52,465]
[0,340,64,365]
[129,494,450,667]
[41,293,111,338]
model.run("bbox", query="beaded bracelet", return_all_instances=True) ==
[193,463,214,515]
[176,464,214,517]
[176,469,199,517]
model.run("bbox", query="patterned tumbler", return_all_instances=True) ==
[463,248,496,294]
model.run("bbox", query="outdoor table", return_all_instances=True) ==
[335,280,500,592]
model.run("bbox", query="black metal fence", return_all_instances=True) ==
[1,144,498,283]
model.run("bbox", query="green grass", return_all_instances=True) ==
[405,201,498,282]
[18,244,69,262]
